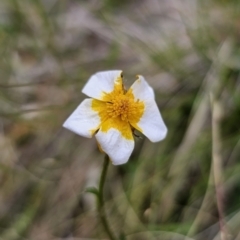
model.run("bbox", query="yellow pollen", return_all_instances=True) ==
[106,95,132,121]
[91,75,145,139]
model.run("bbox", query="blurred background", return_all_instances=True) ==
[0,0,240,239]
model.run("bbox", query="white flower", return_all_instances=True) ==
[63,70,167,165]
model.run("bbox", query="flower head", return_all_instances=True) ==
[63,70,167,165]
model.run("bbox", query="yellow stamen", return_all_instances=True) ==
[91,75,144,139]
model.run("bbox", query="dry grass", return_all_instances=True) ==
[0,0,240,239]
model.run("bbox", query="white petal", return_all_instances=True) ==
[63,99,100,138]
[129,75,155,101]
[138,100,167,142]
[82,70,123,100]
[95,129,134,165]
[128,75,167,142]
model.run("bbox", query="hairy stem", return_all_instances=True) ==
[98,154,117,240]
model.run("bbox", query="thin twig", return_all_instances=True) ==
[211,95,228,240]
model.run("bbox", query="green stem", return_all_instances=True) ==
[98,154,117,240]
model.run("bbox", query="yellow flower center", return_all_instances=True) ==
[91,75,144,139]
[107,95,132,121]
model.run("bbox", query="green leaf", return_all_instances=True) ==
[85,187,99,196]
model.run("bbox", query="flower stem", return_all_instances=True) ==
[98,154,117,240]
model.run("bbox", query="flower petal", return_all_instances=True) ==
[127,75,167,142]
[63,99,101,138]
[136,99,167,142]
[82,70,123,101]
[95,121,134,165]
[127,75,155,102]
